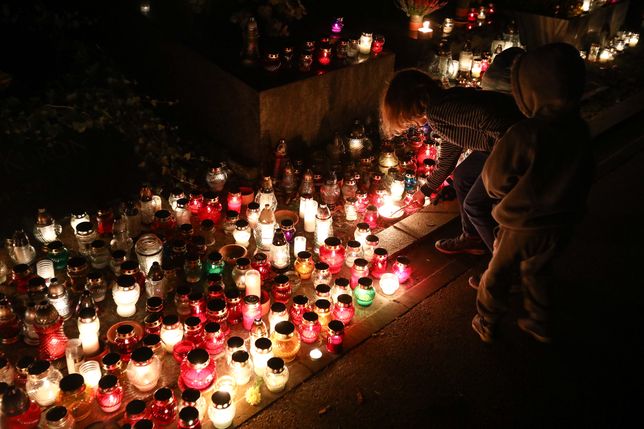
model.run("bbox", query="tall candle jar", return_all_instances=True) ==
[96,374,123,413]
[58,373,92,422]
[319,237,345,274]
[151,387,178,425]
[270,321,301,362]
[203,322,226,357]
[251,337,274,377]
[47,279,72,320]
[255,204,276,251]
[126,347,161,392]
[180,389,207,423]
[66,256,88,292]
[208,391,235,429]
[271,228,290,270]
[206,299,230,337]
[188,292,207,322]
[298,312,321,344]
[289,295,309,326]
[350,258,369,289]
[74,222,96,257]
[354,277,376,307]
[294,251,314,280]
[207,275,225,299]
[332,294,355,325]
[134,234,163,275]
[242,295,261,331]
[77,307,100,356]
[230,350,252,385]
[272,274,292,304]
[45,405,75,429]
[180,348,217,391]
[26,360,62,407]
[245,202,261,230]
[2,385,42,428]
[313,299,333,329]
[160,315,184,352]
[113,274,140,318]
[326,320,345,353]
[264,357,289,393]
[312,262,332,286]
[34,301,68,361]
[370,248,389,279]
[358,32,373,55]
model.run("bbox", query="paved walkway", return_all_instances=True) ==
[239,148,644,428]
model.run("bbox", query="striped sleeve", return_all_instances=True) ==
[421,141,462,194]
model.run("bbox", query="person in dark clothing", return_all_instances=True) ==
[471,43,595,344]
[480,47,525,95]
[381,69,524,254]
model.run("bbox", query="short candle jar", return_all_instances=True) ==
[180,348,217,391]
[289,295,310,326]
[96,374,123,413]
[331,277,352,303]
[126,347,161,392]
[203,322,226,357]
[379,272,400,296]
[251,337,274,377]
[332,294,355,325]
[270,321,301,362]
[208,391,235,429]
[319,237,345,274]
[313,299,333,329]
[312,262,332,286]
[299,312,322,344]
[326,320,345,353]
[354,277,376,307]
[269,302,289,333]
[226,336,246,365]
[370,248,389,279]
[294,251,315,280]
[345,240,362,267]
[230,350,252,385]
[26,359,62,407]
[151,387,178,426]
[180,389,207,424]
[264,357,289,393]
[57,373,92,422]
[350,258,369,289]
[206,299,230,337]
[160,315,184,352]
[392,255,412,283]
[242,295,261,331]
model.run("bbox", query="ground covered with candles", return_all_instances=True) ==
[1,1,643,428]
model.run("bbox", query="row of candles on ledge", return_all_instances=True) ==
[582,29,639,64]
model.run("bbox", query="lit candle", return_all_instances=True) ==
[251,337,274,377]
[244,270,262,298]
[379,273,400,295]
[358,32,372,55]
[79,360,102,389]
[331,17,344,33]
[629,33,639,48]
[294,236,307,255]
[160,315,184,352]
[471,59,482,79]
[309,348,322,360]
[581,0,591,12]
[371,34,385,54]
[598,48,612,63]
[227,190,242,214]
[390,178,405,201]
[209,391,236,429]
[418,21,433,39]
[304,199,317,233]
[77,308,100,356]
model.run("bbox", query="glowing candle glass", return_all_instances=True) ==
[358,32,372,55]
[392,255,412,283]
[77,308,100,356]
[379,272,400,295]
[96,374,123,413]
[126,347,161,392]
[230,350,252,385]
[354,277,376,306]
[293,236,307,255]
[208,391,235,429]
[180,348,217,391]
[269,302,289,333]
[264,357,289,393]
[370,248,389,279]
[332,294,355,325]
[244,269,262,298]
[160,315,184,352]
[112,275,140,318]
[26,360,62,407]
[252,337,274,377]
[272,274,292,304]
[319,237,345,274]
[79,360,101,390]
[303,199,318,233]
[270,321,301,362]
[350,258,369,289]
[326,320,345,353]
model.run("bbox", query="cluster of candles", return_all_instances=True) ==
[260,17,385,73]
[584,29,639,64]
[0,121,438,427]
[465,3,496,30]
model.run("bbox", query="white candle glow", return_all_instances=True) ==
[581,0,591,12]
[418,21,433,39]
[293,236,307,255]
[379,273,400,295]
[358,32,373,55]
[244,270,262,298]
[34,379,59,406]
[79,360,102,389]
[309,348,322,360]
[78,312,100,356]
[304,200,318,233]
[471,60,482,79]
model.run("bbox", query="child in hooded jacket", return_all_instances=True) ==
[471,43,595,343]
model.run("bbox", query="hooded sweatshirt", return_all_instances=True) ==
[482,43,594,230]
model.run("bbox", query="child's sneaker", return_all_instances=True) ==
[517,318,552,344]
[471,314,495,343]
[435,234,488,255]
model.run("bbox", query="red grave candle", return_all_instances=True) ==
[199,192,222,224]
[272,274,292,304]
[225,290,242,325]
[363,205,378,229]
[206,299,230,337]
[289,295,309,326]
[187,193,203,216]
[332,294,355,325]
[242,295,261,331]
[151,387,177,425]
[350,258,369,289]
[251,253,272,282]
[326,320,345,353]
[370,248,389,279]
[203,322,226,356]
[188,292,207,323]
[180,348,216,391]
[318,46,332,66]
[298,312,321,344]
[392,255,412,283]
[227,190,242,214]
[319,237,345,274]
[97,374,123,413]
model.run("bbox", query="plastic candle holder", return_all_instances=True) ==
[354,277,376,307]
[79,360,102,389]
[264,357,289,392]
[294,236,307,255]
[209,391,236,429]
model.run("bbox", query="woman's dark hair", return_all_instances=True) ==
[381,69,443,136]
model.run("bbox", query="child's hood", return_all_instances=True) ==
[510,43,585,119]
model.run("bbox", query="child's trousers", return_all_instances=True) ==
[476,226,571,325]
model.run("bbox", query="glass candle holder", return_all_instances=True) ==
[46,240,69,271]
[244,269,262,299]
[113,275,140,318]
[45,405,75,428]
[293,251,314,280]
[251,337,273,377]
[249,253,270,282]
[102,352,125,382]
[330,277,350,303]
[74,222,97,257]
[232,257,251,292]
[113,324,140,362]
[264,357,289,393]
[160,315,184,352]
[188,291,207,322]
[87,271,107,303]
[77,308,100,356]
[347,38,359,58]
[26,360,62,407]
[356,191,369,213]
[67,256,88,293]
[208,391,236,429]
[225,336,246,365]
[142,334,165,361]
[255,204,276,251]
[180,389,207,424]
[358,32,372,55]
[227,190,242,214]
[293,235,307,255]
[206,299,230,336]
[392,255,412,283]
[223,210,239,235]
[97,374,123,413]
[125,399,150,425]
[332,294,355,325]
[312,262,332,286]
[184,316,205,345]
[180,348,217,391]
[204,252,224,276]
[350,258,369,289]
[233,220,251,247]
[242,295,261,331]
[272,274,292,304]
[314,299,333,329]
[289,295,309,326]
[225,290,242,325]
[319,237,345,274]
[317,46,332,66]
[34,302,68,361]
[151,387,178,426]
[326,320,345,353]
[344,197,358,221]
[303,198,318,233]
[207,274,225,298]
[0,356,14,385]
[363,234,379,262]
[58,373,92,421]
[65,339,84,375]
[268,303,288,334]
[370,248,389,279]
[270,321,301,363]
[354,277,376,307]
[371,34,385,54]
[230,350,252,385]
[3,385,42,428]
[315,283,332,302]
[134,234,163,275]
[126,347,161,392]
[379,272,400,296]
[245,202,261,230]
[299,312,321,344]
[314,204,333,250]
[203,322,226,357]
[46,280,70,321]
[363,205,378,229]
[199,192,223,224]
[344,240,362,267]
[178,406,201,429]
